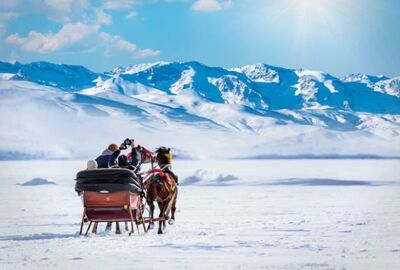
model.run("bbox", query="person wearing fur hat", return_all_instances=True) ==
[86,159,98,170]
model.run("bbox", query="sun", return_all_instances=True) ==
[288,0,344,36]
[270,0,350,62]
[294,0,338,11]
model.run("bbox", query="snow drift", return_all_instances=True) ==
[19,177,56,186]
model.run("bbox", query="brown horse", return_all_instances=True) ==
[145,147,178,234]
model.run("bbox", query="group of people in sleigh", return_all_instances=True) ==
[88,138,178,184]
[80,138,179,234]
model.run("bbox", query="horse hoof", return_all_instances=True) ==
[168,219,175,225]
[158,231,163,235]
[116,230,121,234]
[148,223,155,230]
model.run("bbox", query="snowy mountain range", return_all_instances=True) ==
[0,60,399,159]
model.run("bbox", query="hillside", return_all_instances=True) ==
[0,61,399,159]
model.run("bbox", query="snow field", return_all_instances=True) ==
[0,159,399,269]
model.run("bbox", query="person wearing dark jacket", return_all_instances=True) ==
[93,143,123,233]
[95,144,121,168]
[117,155,135,170]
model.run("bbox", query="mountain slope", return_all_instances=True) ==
[0,60,399,159]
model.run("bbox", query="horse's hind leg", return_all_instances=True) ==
[115,222,121,234]
[157,202,165,234]
[169,190,178,225]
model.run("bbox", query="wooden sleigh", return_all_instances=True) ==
[75,168,148,236]
[79,190,147,236]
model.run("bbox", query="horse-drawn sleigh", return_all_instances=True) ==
[74,147,178,236]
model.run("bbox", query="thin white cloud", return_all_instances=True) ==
[102,0,186,11]
[6,19,160,59]
[4,5,114,54]
[191,0,232,12]
[0,0,90,23]
[6,22,98,53]
[125,10,139,19]
[43,0,90,23]
[95,9,112,25]
[0,12,19,22]
[0,0,21,9]
[99,32,160,58]
[0,12,20,36]
[44,0,74,13]
[103,0,139,10]
[3,0,160,59]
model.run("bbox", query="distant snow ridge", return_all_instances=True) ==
[343,73,388,86]
[1,60,398,115]
[0,61,101,91]
[111,61,169,75]
[342,73,400,97]
[0,60,400,159]
[1,60,399,115]
[374,77,400,97]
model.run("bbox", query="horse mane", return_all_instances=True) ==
[155,146,170,154]
[155,146,170,165]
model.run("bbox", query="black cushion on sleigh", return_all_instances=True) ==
[75,168,142,194]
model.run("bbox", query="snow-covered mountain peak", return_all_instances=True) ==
[1,60,400,159]
[374,77,400,97]
[111,61,170,75]
[295,69,327,83]
[231,63,280,83]
[343,73,388,86]
[207,75,267,109]
[170,67,195,95]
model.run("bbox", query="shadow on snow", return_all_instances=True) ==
[0,233,79,241]
[269,178,379,186]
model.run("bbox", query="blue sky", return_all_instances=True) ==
[0,0,399,77]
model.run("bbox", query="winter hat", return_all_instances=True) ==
[118,155,129,167]
[87,160,98,170]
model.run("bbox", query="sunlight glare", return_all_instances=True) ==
[294,0,337,11]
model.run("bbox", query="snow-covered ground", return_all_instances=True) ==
[0,159,399,269]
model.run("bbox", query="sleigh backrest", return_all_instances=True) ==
[84,190,130,208]
[75,168,143,194]
[83,190,142,222]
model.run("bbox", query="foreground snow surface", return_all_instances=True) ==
[0,159,399,270]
